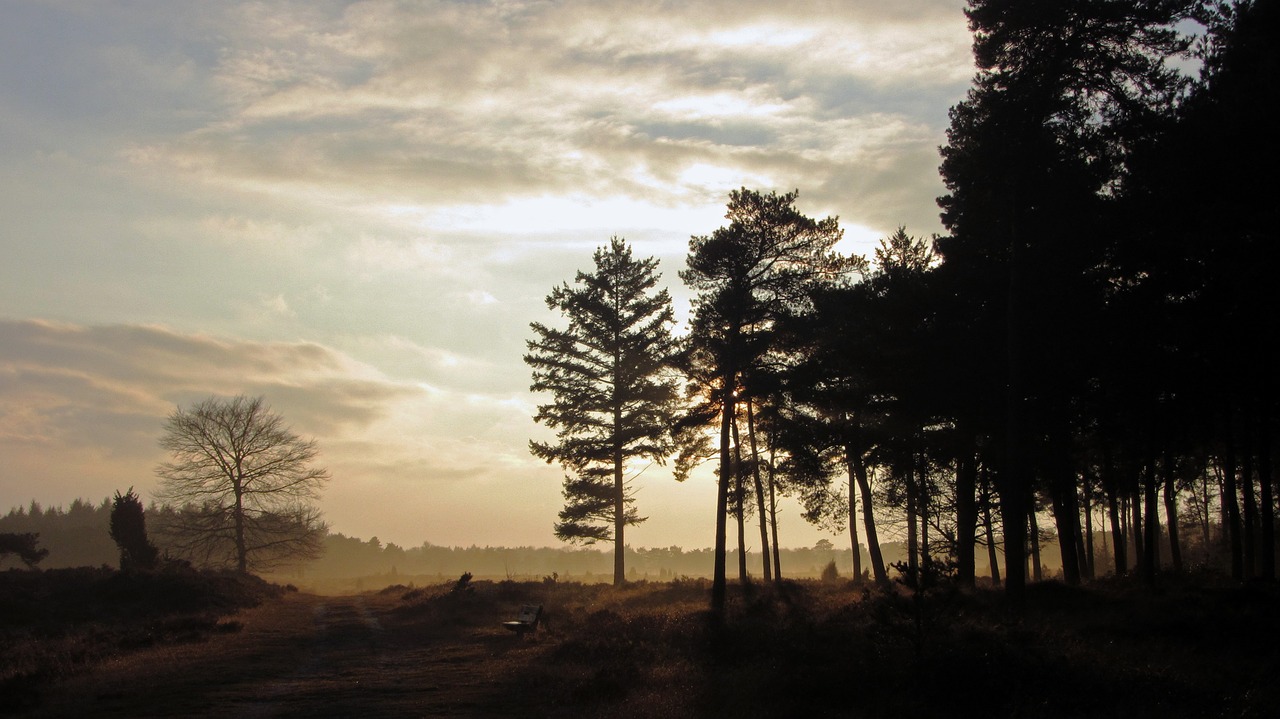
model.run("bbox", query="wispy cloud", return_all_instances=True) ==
[0,0,975,549]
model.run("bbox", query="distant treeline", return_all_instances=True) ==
[0,498,920,580]
[298,534,915,583]
[18,498,1225,585]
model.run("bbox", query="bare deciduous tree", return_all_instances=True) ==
[155,395,329,573]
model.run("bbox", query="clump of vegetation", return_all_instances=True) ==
[0,564,282,711]
[451,571,474,594]
[819,559,839,584]
[109,488,159,571]
[0,532,48,569]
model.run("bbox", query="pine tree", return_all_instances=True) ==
[526,237,680,586]
[110,487,159,571]
[681,189,854,613]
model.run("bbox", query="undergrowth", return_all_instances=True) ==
[392,574,1280,718]
[0,565,282,714]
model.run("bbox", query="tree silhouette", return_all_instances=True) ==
[526,237,681,586]
[109,487,159,571]
[937,0,1197,601]
[155,395,329,573]
[0,532,48,568]
[682,188,855,612]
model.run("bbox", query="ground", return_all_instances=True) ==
[7,574,1280,718]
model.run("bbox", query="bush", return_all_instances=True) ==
[820,559,839,584]
[109,489,159,571]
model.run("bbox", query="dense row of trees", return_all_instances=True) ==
[530,0,1278,607]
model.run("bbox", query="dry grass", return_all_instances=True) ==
[6,572,1278,717]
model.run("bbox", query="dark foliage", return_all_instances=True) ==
[0,532,48,569]
[0,564,282,711]
[109,488,159,571]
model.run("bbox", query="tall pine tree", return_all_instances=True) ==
[526,237,680,586]
[682,189,853,613]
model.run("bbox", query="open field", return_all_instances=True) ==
[4,572,1279,718]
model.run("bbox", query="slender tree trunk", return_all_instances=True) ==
[984,496,1001,584]
[1107,481,1125,577]
[1200,465,1213,566]
[732,416,747,583]
[1081,471,1096,580]
[1162,447,1182,573]
[1143,456,1161,582]
[845,448,863,582]
[907,460,919,584]
[746,402,771,582]
[956,450,978,587]
[1048,458,1082,585]
[1098,499,1110,575]
[919,453,931,574]
[1004,186,1027,605]
[1028,507,1042,582]
[1259,410,1275,581]
[1104,458,1126,576]
[711,371,735,614]
[233,479,247,574]
[1130,483,1144,574]
[614,404,625,586]
[1241,415,1257,579]
[1223,402,1245,580]
[854,453,889,586]
[768,443,782,582]
[1216,462,1230,549]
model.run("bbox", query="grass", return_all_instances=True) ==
[0,564,282,714]
[389,573,1280,718]
[4,569,1277,717]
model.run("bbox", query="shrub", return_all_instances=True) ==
[0,533,48,569]
[820,559,839,584]
[109,488,159,571]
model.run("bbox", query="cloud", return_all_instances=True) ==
[0,0,977,550]
[113,0,971,235]
[0,318,539,543]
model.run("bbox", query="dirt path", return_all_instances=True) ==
[25,592,546,718]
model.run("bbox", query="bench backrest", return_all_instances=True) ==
[516,605,541,624]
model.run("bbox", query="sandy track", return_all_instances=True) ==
[24,592,542,718]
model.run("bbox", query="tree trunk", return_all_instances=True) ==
[984,495,1001,584]
[711,371,735,614]
[1130,484,1144,575]
[1004,183,1027,605]
[732,416,747,583]
[845,448,863,582]
[906,459,919,584]
[919,452,931,574]
[1241,413,1257,579]
[768,443,782,582]
[1103,457,1126,576]
[1028,506,1042,582]
[1143,457,1161,582]
[746,402,771,582]
[853,453,889,586]
[1259,409,1275,581]
[955,450,978,587]
[1222,402,1244,580]
[1162,447,1182,573]
[1199,465,1213,566]
[1106,480,1125,577]
[1081,470,1096,580]
[614,404,625,587]
[233,478,247,574]
[1049,462,1082,586]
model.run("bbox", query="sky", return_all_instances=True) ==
[0,0,974,552]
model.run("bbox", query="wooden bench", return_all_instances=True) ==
[501,604,542,637]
